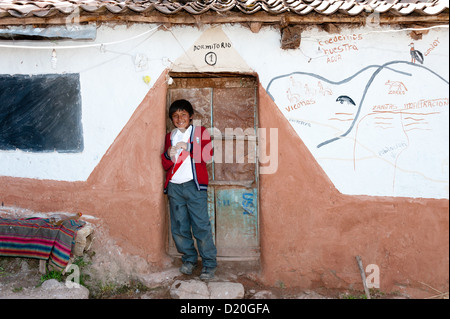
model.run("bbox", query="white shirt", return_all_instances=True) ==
[170,126,193,184]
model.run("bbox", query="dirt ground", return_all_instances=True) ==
[1,208,446,300]
[0,255,411,300]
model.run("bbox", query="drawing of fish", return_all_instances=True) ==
[336,95,356,106]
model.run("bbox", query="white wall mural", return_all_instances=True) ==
[262,28,449,199]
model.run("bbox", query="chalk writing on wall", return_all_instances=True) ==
[385,81,408,95]
[193,41,232,67]
[205,52,218,66]
[242,192,255,216]
[172,26,251,73]
[318,33,363,64]
[425,38,440,56]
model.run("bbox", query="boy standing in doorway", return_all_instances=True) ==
[161,99,217,280]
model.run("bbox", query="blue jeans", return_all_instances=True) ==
[167,180,217,268]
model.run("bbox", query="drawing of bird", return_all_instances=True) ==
[409,43,424,64]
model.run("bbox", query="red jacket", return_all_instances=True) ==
[161,125,213,193]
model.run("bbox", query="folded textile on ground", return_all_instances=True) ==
[0,217,86,269]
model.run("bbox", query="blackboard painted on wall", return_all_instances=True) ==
[0,73,83,153]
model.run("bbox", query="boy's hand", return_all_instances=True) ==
[168,146,178,158]
[168,142,188,159]
[175,142,187,151]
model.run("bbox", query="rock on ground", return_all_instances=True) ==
[208,282,245,299]
[295,290,330,299]
[170,280,245,299]
[0,279,89,299]
[251,290,276,299]
[138,267,181,289]
[170,280,210,299]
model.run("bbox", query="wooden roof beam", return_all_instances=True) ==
[0,12,448,26]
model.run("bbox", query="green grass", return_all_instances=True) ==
[38,257,91,287]
[12,287,23,293]
[342,293,368,299]
[39,270,63,285]
[88,279,150,299]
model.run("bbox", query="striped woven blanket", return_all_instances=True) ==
[0,217,86,270]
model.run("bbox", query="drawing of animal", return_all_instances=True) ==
[286,88,301,104]
[304,84,316,96]
[289,76,303,91]
[385,80,408,92]
[409,43,424,64]
[317,81,333,96]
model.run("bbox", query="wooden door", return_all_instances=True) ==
[166,74,259,260]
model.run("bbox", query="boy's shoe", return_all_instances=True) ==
[180,262,197,275]
[199,267,216,280]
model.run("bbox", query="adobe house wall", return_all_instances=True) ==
[0,24,448,297]
[1,73,447,298]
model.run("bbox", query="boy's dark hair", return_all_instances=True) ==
[169,99,194,120]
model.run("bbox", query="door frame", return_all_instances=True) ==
[165,72,261,261]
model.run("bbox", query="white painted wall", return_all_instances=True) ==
[0,23,448,199]
[0,24,172,181]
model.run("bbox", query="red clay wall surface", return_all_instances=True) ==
[0,72,448,297]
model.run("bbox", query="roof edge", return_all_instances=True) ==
[0,10,448,26]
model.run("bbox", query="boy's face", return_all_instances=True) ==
[171,109,192,130]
